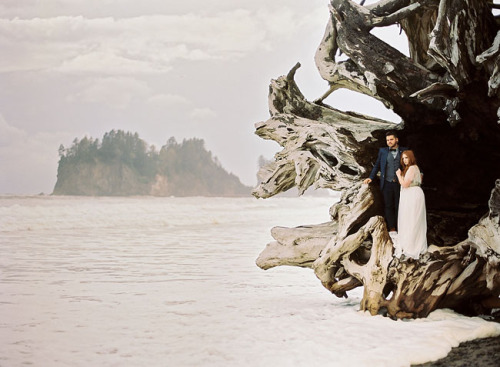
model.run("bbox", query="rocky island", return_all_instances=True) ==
[53,130,251,197]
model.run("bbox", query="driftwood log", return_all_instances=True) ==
[253,0,500,318]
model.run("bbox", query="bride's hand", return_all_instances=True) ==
[396,169,401,176]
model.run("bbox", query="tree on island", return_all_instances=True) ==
[54,130,250,197]
[253,0,500,319]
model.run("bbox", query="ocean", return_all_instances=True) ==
[1,195,499,366]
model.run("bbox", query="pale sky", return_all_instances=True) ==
[0,0,404,194]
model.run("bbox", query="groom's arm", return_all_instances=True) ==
[364,149,383,184]
[369,149,383,181]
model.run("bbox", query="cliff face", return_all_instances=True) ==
[53,131,251,197]
[53,164,251,196]
[53,162,152,196]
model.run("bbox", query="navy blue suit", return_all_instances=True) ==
[369,146,408,230]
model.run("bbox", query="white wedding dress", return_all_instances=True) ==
[394,165,427,259]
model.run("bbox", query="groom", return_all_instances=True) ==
[363,131,408,232]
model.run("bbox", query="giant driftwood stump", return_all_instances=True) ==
[253,0,500,319]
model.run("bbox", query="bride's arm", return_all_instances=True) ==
[396,166,416,188]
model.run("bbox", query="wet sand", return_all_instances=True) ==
[414,313,500,367]
[414,335,500,367]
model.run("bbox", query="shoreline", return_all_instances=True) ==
[413,334,500,367]
[414,313,500,367]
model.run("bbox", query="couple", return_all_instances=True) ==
[363,131,427,259]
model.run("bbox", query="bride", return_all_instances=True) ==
[394,150,427,259]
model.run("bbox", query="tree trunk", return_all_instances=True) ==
[253,0,500,318]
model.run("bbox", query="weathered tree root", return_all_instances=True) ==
[253,0,500,318]
[256,177,500,318]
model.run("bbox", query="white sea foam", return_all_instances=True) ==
[1,195,499,366]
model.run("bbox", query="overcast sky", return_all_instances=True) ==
[0,0,405,194]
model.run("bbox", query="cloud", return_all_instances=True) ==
[189,108,217,120]
[57,49,173,75]
[65,77,205,113]
[66,76,151,108]
[146,93,190,107]
[65,76,206,114]
[0,5,326,75]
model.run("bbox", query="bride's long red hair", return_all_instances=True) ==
[400,150,417,177]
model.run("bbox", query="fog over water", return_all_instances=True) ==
[1,196,499,366]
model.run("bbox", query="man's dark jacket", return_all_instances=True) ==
[368,146,408,190]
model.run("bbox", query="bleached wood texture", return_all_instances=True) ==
[254,0,500,318]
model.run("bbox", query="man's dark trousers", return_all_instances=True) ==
[383,181,400,231]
